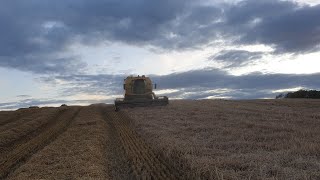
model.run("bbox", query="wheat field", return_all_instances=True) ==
[1,99,319,179]
[126,99,320,179]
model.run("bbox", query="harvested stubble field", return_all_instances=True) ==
[0,99,319,179]
[126,99,320,179]
[0,104,190,179]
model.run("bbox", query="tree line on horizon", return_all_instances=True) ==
[276,89,320,99]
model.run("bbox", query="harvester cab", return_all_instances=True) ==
[114,75,169,111]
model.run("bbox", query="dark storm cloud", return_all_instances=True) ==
[226,1,320,53]
[214,50,263,61]
[210,50,264,67]
[16,95,31,98]
[0,0,189,53]
[0,57,87,74]
[1,0,320,74]
[154,69,320,91]
[0,0,188,73]
[151,69,320,99]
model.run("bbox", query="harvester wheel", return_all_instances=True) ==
[115,106,120,112]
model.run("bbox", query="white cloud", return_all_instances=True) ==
[272,86,305,93]
[228,52,320,75]
[154,89,179,95]
[206,95,232,99]
[66,42,215,75]
[291,0,320,6]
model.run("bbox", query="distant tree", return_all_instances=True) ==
[276,93,286,99]
[284,89,320,99]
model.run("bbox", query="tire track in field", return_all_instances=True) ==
[0,107,81,179]
[103,107,131,180]
[106,110,193,180]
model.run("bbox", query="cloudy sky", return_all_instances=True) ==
[1,0,320,109]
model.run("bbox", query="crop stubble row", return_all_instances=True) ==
[0,107,80,179]
[8,105,109,179]
[106,110,196,180]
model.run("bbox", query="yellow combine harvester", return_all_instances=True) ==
[114,75,169,111]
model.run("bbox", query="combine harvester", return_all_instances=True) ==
[114,75,169,111]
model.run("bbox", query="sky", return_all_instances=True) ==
[1,0,320,110]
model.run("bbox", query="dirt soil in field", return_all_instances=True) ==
[126,99,320,179]
[0,99,320,179]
